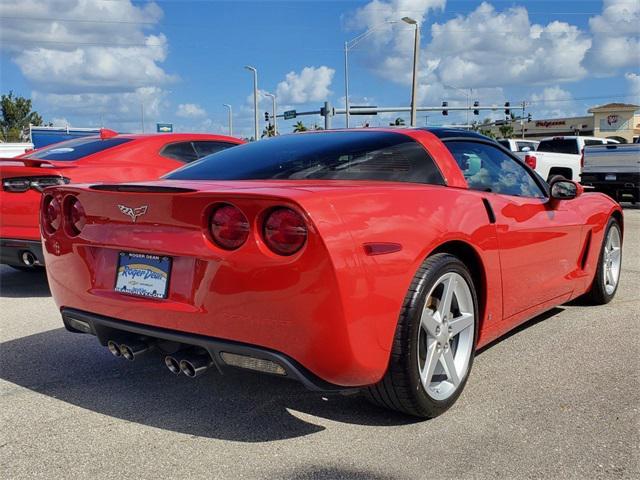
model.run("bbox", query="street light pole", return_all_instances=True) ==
[244,65,259,141]
[344,21,398,129]
[344,41,350,129]
[264,92,277,135]
[222,104,233,136]
[403,17,419,127]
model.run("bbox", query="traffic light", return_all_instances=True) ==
[473,101,479,116]
[264,111,270,123]
[504,102,510,115]
[527,113,532,122]
[442,101,448,116]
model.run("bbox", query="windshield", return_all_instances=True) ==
[166,131,445,185]
[25,137,133,161]
[537,139,579,155]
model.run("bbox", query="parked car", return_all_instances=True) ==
[497,138,538,153]
[0,130,243,269]
[581,143,640,203]
[41,128,623,418]
[515,136,618,182]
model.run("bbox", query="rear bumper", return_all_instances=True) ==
[581,172,639,201]
[61,307,351,392]
[0,238,44,267]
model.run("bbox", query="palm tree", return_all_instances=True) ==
[293,121,307,133]
[261,124,276,138]
[389,117,405,126]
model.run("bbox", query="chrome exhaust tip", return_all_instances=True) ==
[180,353,213,378]
[119,340,151,361]
[21,251,37,267]
[107,340,122,357]
[164,355,181,375]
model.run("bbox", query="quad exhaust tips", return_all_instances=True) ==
[164,349,213,378]
[107,336,152,360]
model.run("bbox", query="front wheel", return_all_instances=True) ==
[365,253,478,418]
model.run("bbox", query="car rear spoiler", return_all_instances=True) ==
[0,157,73,169]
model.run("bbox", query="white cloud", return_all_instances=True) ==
[530,86,579,118]
[276,66,335,104]
[50,117,70,127]
[428,3,591,88]
[347,0,445,85]
[584,0,640,74]
[1,1,173,131]
[34,87,169,130]
[176,103,207,119]
[625,73,640,99]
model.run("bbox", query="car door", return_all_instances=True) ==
[444,140,583,320]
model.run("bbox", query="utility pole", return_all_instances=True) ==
[141,103,145,133]
[403,17,420,127]
[323,101,333,130]
[244,65,259,141]
[223,104,233,136]
[344,41,350,129]
[521,100,526,139]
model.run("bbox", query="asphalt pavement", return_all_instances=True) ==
[1,207,638,480]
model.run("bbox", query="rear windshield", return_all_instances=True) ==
[166,131,444,185]
[25,137,133,161]
[537,139,579,155]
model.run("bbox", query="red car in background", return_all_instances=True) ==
[42,128,622,418]
[0,130,243,269]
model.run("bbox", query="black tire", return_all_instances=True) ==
[364,253,478,418]
[583,217,622,305]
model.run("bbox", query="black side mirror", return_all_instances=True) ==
[550,179,582,200]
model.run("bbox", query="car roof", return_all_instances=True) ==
[109,133,239,142]
[417,127,495,141]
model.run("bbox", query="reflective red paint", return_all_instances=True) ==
[42,130,623,387]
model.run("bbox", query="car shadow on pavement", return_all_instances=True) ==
[0,267,51,298]
[476,307,564,355]
[0,327,419,442]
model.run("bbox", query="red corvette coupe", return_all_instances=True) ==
[0,130,242,269]
[42,128,623,418]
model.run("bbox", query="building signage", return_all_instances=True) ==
[599,114,628,132]
[535,120,566,128]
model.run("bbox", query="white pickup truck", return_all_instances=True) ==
[515,136,618,182]
[580,142,640,204]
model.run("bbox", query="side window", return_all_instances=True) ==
[584,139,603,147]
[193,141,237,158]
[445,141,546,198]
[516,142,534,152]
[160,142,198,163]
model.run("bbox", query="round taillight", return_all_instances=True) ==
[262,208,307,256]
[66,197,86,235]
[42,196,61,234]
[209,204,250,250]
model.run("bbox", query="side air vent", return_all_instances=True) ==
[89,185,196,193]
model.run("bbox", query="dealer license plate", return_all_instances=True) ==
[605,174,617,181]
[115,252,171,299]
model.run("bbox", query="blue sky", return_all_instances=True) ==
[1,0,638,138]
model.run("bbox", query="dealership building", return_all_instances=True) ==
[489,103,640,143]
